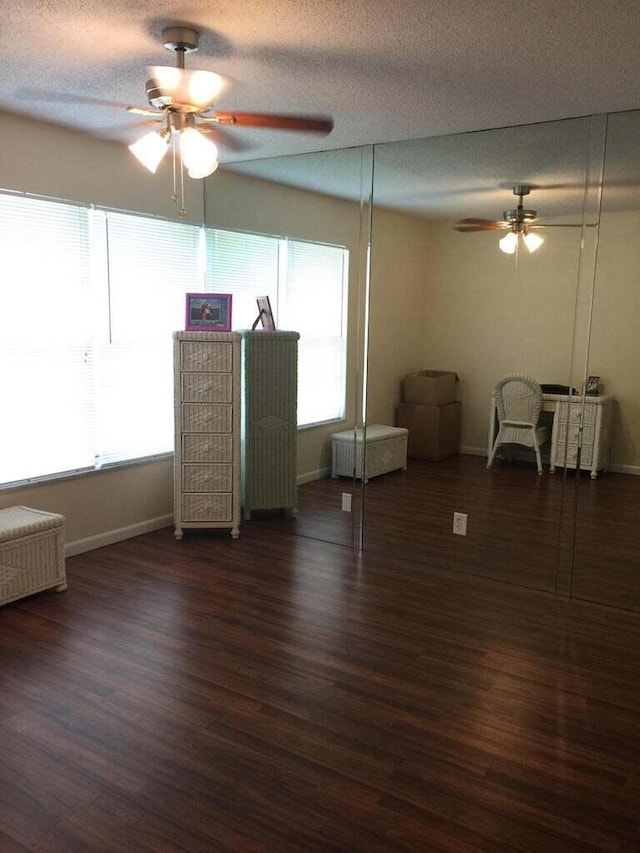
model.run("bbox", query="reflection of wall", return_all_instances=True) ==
[415,221,585,453]
[367,209,434,424]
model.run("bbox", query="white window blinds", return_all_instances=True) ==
[0,191,349,487]
[205,229,279,329]
[98,211,203,465]
[279,239,349,425]
[0,194,93,482]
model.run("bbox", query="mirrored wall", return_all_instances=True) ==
[213,145,374,548]
[364,115,607,595]
[569,110,640,610]
[219,107,640,613]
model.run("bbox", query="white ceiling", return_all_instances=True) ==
[2,1,640,218]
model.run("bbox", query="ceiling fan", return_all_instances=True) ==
[125,26,333,164]
[454,184,581,254]
[22,25,333,216]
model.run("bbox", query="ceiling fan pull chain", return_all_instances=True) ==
[171,132,178,204]
[179,142,187,219]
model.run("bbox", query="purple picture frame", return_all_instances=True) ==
[185,293,232,332]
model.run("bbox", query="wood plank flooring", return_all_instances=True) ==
[1,518,640,851]
[256,454,640,610]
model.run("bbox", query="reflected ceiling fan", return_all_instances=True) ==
[455,184,581,254]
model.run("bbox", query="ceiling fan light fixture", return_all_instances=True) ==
[498,231,518,254]
[148,67,225,109]
[128,130,169,173]
[180,127,219,178]
[522,230,544,253]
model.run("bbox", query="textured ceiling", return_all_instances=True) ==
[2,1,640,217]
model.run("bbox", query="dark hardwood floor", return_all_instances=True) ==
[2,513,640,851]
[257,454,640,611]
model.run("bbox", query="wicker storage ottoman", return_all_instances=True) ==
[331,424,408,482]
[0,506,67,606]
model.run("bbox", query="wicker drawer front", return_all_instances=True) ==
[182,434,232,463]
[560,403,597,426]
[556,423,596,445]
[181,341,232,373]
[554,443,594,467]
[182,403,232,433]
[182,493,232,522]
[182,372,232,403]
[182,464,232,493]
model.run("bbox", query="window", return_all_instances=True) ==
[205,229,349,426]
[0,191,348,487]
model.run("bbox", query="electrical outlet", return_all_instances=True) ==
[453,512,468,536]
[341,492,352,512]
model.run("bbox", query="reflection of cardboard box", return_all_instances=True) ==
[402,370,458,406]
[396,402,461,461]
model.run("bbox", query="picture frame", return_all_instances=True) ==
[254,295,276,331]
[585,375,600,396]
[185,293,232,332]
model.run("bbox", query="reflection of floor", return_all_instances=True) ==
[247,454,640,611]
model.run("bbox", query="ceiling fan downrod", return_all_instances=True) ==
[162,26,201,69]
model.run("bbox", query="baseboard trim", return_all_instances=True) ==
[66,514,173,557]
[608,463,640,476]
[298,468,330,485]
[462,447,639,476]
[460,446,486,457]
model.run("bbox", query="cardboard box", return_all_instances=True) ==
[396,401,461,461]
[402,370,458,406]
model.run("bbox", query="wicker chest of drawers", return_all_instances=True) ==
[550,395,613,479]
[173,332,241,539]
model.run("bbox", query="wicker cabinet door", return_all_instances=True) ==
[240,330,300,519]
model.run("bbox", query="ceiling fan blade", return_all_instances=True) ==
[127,106,165,117]
[196,124,254,152]
[15,87,137,112]
[455,224,507,232]
[455,218,509,231]
[211,111,334,134]
[456,218,505,226]
[528,223,590,228]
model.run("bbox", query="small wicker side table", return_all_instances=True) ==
[0,506,67,607]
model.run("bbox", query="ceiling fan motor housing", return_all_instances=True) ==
[162,26,200,54]
[503,207,537,224]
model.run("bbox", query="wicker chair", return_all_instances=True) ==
[487,374,549,475]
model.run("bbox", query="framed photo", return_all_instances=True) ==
[256,295,276,331]
[185,293,232,332]
[585,375,600,396]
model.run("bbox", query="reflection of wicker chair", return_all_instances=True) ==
[487,374,549,475]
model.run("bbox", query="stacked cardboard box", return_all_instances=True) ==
[396,370,461,461]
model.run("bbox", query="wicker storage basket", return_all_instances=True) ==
[0,506,67,606]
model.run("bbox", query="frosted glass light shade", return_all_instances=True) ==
[150,67,225,109]
[522,231,544,252]
[498,231,518,254]
[180,128,219,179]
[128,131,169,173]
